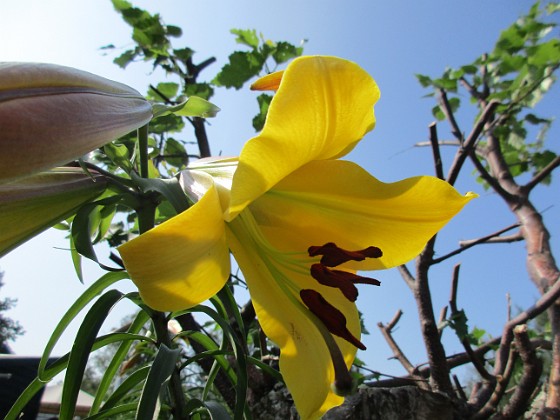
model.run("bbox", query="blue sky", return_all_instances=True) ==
[1,0,559,380]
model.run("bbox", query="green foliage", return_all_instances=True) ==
[214,29,303,89]
[417,2,559,186]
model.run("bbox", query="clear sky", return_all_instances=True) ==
[1,0,559,380]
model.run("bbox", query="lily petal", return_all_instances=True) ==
[119,173,230,311]
[0,167,107,257]
[228,56,380,219]
[0,62,152,182]
[226,218,359,419]
[250,159,476,270]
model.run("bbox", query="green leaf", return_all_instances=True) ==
[104,143,133,173]
[166,25,182,37]
[231,28,259,48]
[448,310,469,341]
[100,366,151,411]
[152,82,179,100]
[81,403,138,419]
[272,41,303,64]
[130,172,190,213]
[111,0,133,11]
[38,271,129,380]
[90,309,152,414]
[252,93,273,131]
[114,49,137,68]
[432,105,446,121]
[136,344,181,420]
[415,74,433,88]
[152,96,220,119]
[184,82,214,100]
[163,137,189,169]
[204,401,232,420]
[71,195,125,270]
[60,289,124,419]
[213,51,264,89]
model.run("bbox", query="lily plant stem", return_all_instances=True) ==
[134,155,189,418]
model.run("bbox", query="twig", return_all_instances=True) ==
[414,237,454,393]
[522,155,560,193]
[446,100,500,186]
[506,293,512,322]
[458,232,523,247]
[414,140,461,148]
[500,325,543,418]
[397,264,415,290]
[438,306,448,338]
[377,310,426,387]
[432,222,520,265]
[438,89,464,142]
[468,151,516,199]
[448,265,495,382]
[453,374,468,401]
[473,346,517,418]
[428,122,445,180]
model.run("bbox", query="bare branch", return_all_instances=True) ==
[397,264,415,290]
[414,238,454,393]
[428,122,445,179]
[453,374,468,401]
[469,151,516,199]
[415,140,461,148]
[438,306,448,338]
[448,264,495,382]
[446,100,500,186]
[432,222,520,265]
[438,89,464,142]
[387,309,404,331]
[474,346,517,418]
[459,232,523,247]
[377,311,429,389]
[500,325,543,418]
[494,278,560,380]
[523,155,560,193]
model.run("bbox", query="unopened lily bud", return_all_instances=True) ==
[0,62,152,182]
[0,167,107,256]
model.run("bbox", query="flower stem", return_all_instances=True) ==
[138,124,149,178]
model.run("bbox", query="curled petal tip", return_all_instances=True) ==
[250,70,284,91]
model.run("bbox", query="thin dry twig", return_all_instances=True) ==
[446,100,500,186]
[438,89,464,142]
[522,155,560,193]
[448,264,495,382]
[458,232,523,247]
[432,222,520,265]
[429,122,445,180]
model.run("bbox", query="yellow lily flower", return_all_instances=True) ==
[0,167,107,257]
[119,56,475,419]
[0,62,152,183]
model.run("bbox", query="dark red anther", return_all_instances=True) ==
[308,242,382,267]
[310,264,381,302]
[300,289,366,350]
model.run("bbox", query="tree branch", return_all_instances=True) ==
[448,264,495,383]
[446,100,500,186]
[500,325,543,419]
[428,122,445,180]
[431,222,520,265]
[522,155,560,194]
[438,89,464,142]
